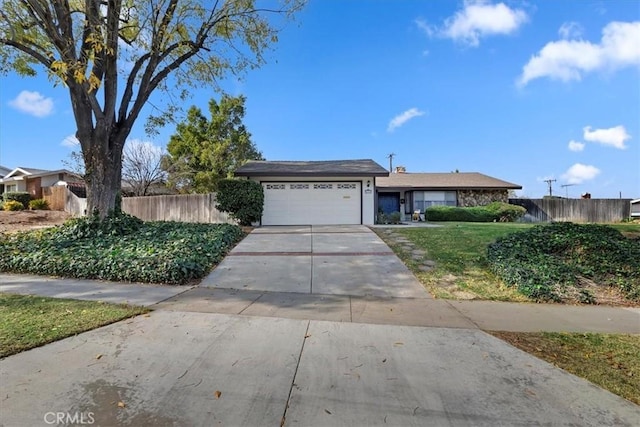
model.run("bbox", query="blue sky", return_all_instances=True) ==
[1,0,638,198]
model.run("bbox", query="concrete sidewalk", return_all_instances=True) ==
[0,274,189,306]
[2,273,638,333]
[156,287,640,333]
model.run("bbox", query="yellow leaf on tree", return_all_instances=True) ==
[73,69,85,84]
[88,73,101,92]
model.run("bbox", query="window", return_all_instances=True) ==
[413,191,457,212]
[5,184,17,193]
[313,183,333,189]
[266,184,286,190]
[337,183,357,189]
[290,184,309,190]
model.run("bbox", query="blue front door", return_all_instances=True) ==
[379,193,400,214]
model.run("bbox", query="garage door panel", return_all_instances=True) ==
[262,182,360,225]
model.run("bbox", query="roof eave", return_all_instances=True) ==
[235,171,389,177]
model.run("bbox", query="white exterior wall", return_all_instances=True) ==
[2,180,27,193]
[246,175,376,225]
[40,175,60,187]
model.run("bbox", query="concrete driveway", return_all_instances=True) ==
[200,225,429,298]
[2,311,639,426]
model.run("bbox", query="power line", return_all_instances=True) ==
[544,179,557,197]
[560,183,577,198]
[387,153,395,173]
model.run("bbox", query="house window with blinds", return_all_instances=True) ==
[413,191,457,212]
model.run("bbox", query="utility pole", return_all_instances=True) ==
[387,153,395,173]
[560,183,576,198]
[544,179,557,197]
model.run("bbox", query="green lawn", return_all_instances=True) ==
[375,221,639,302]
[375,222,534,301]
[0,293,148,358]
[491,331,640,405]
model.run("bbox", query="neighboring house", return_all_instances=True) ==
[376,169,522,220]
[0,167,84,199]
[631,199,640,218]
[0,165,11,194]
[235,159,389,225]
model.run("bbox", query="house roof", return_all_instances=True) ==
[0,165,11,177]
[376,172,522,190]
[18,167,50,175]
[235,159,389,177]
[0,167,80,182]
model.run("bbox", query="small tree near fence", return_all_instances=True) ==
[216,180,264,226]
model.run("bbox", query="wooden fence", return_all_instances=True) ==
[122,193,233,224]
[509,198,632,223]
[42,186,87,216]
[42,186,66,210]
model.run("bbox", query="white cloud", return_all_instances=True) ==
[561,163,601,184]
[518,21,640,86]
[583,125,630,149]
[387,108,425,132]
[558,21,583,40]
[8,90,54,117]
[61,134,80,148]
[415,18,435,37]
[418,0,528,47]
[568,140,585,152]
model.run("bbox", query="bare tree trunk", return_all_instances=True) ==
[83,128,125,218]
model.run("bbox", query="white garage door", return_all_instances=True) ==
[262,182,361,225]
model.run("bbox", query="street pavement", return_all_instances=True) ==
[1,225,639,426]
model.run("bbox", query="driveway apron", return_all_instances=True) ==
[200,225,429,299]
[2,312,638,427]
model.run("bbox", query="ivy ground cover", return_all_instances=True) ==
[0,215,244,285]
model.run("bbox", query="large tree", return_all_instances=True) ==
[0,0,302,217]
[163,94,263,193]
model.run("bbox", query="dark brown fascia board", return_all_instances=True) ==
[376,186,522,190]
[235,171,389,178]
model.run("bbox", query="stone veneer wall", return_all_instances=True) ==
[457,190,508,207]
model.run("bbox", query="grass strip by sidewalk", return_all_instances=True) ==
[0,293,148,358]
[490,331,640,405]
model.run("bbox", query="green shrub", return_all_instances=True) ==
[28,199,50,210]
[0,220,244,285]
[216,179,264,226]
[3,192,31,209]
[484,202,526,222]
[3,200,25,211]
[487,222,640,302]
[426,203,525,222]
[389,211,401,224]
[426,205,494,222]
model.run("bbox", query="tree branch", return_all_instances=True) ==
[0,38,52,68]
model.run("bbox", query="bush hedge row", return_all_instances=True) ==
[3,192,31,209]
[0,214,244,285]
[486,222,640,302]
[426,202,525,222]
